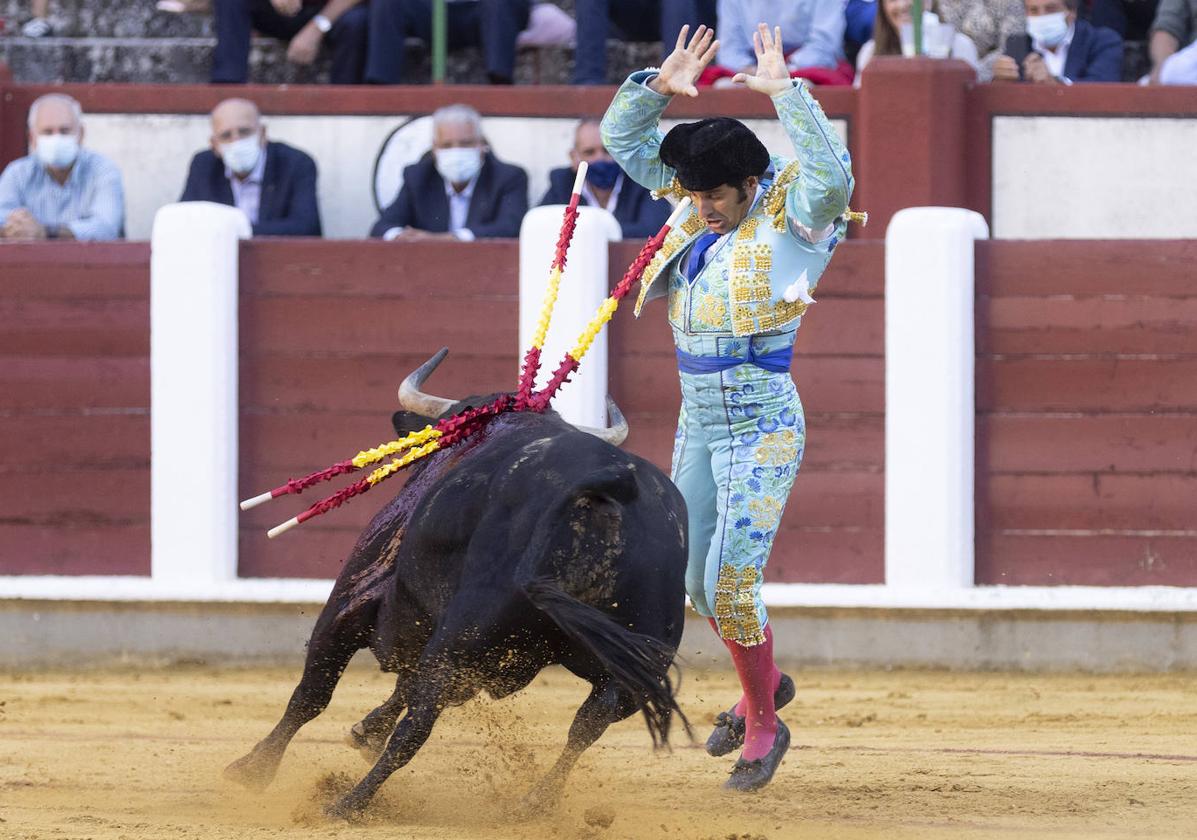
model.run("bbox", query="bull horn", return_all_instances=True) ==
[398,347,457,417]
[573,396,629,446]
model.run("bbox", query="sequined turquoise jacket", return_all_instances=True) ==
[600,71,856,337]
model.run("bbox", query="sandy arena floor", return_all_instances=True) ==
[1,661,1195,839]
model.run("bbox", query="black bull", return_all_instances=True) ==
[225,350,690,818]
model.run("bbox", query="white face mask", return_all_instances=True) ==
[1027,11,1069,47]
[434,147,483,185]
[35,133,80,169]
[220,134,263,175]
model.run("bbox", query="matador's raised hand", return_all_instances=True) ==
[648,25,720,98]
[733,24,795,96]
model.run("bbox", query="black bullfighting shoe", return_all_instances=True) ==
[723,719,791,792]
[705,672,796,757]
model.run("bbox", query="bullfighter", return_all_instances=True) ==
[600,22,857,791]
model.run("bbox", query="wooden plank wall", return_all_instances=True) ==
[10,237,1193,587]
[237,239,886,583]
[0,243,151,575]
[975,240,1197,585]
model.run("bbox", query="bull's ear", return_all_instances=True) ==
[392,410,434,437]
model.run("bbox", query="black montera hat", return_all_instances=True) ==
[659,117,771,192]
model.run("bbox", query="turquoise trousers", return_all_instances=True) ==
[670,331,805,646]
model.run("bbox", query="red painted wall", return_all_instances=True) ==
[975,240,1197,586]
[0,243,151,575]
[3,238,1195,586]
[234,239,885,584]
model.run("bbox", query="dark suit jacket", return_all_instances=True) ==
[538,167,671,239]
[1062,18,1123,82]
[370,152,529,239]
[180,141,322,236]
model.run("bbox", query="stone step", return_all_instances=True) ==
[0,0,580,39]
[0,34,657,85]
[0,0,213,38]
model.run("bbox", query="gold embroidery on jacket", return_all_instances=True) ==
[652,177,689,201]
[634,208,702,316]
[764,160,801,231]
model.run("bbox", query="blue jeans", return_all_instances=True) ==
[572,0,716,85]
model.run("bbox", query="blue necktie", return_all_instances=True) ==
[685,232,720,281]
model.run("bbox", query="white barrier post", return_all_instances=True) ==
[884,207,989,590]
[518,205,622,427]
[150,202,251,587]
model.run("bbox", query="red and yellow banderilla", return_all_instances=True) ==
[243,192,693,539]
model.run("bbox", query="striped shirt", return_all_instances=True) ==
[0,148,125,240]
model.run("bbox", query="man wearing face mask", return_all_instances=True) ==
[180,98,322,237]
[537,118,670,239]
[370,104,528,241]
[993,0,1122,83]
[0,94,124,242]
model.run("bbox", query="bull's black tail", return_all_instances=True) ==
[517,462,688,748]
[522,578,686,748]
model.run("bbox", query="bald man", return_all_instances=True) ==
[180,98,322,236]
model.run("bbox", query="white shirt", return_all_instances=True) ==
[1034,22,1075,82]
[581,172,624,213]
[444,174,477,241]
[383,171,479,242]
[225,148,266,226]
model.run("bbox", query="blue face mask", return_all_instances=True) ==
[586,159,621,190]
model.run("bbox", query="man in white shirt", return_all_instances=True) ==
[370,104,528,241]
[993,0,1123,83]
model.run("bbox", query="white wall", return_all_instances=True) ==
[992,116,1197,239]
[82,113,845,240]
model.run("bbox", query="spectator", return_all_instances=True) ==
[1083,0,1159,40]
[1148,0,1197,81]
[844,0,878,63]
[20,0,52,36]
[0,94,124,242]
[573,0,717,85]
[702,0,853,86]
[211,0,369,84]
[538,118,669,239]
[935,0,1026,80]
[180,98,322,236]
[370,104,528,240]
[366,0,531,84]
[1082,0,1157,79]
[856,0,980,83]
[994,0,1122,82]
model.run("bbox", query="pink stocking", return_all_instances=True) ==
[708,619,782,761]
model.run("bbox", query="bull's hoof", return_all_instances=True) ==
[223,751,278,792]
[324,794,368,823]
[345,722,386,762]
[514,781,563,819]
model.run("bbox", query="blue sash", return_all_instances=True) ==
[676,345,794,375]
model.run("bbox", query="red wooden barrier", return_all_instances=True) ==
[3,237,1194,587]
[0,243,151,575]
[235,239,885,583]
[974,240,1197,586]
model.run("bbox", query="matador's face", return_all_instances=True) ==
[688,176,759,236]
